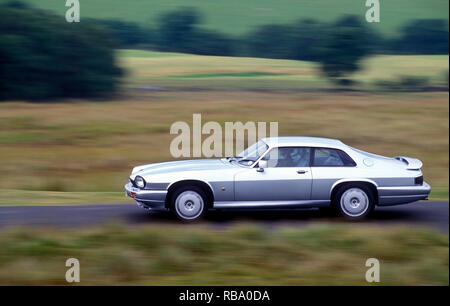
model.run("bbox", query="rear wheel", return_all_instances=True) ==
[334,185,374,219]
[170,186,207,222]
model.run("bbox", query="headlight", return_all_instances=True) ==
[134,176,146,188]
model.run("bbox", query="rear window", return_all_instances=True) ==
[312,148,356,167]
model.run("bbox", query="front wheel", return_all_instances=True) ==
[170,186,207,222]
[334,185,374,219]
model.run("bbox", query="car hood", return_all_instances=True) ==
[131,159,234,178]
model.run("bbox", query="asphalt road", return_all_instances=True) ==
[0,201,448,232]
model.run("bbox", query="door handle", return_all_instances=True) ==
[297,170,308,174]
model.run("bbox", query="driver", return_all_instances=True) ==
[291,148,310,167]
[276,148,295,167]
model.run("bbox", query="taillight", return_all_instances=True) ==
[414,175,423,185]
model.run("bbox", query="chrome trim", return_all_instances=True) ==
[377,182,431,196]
[124,183,167,204]
[380,194,429,199]
[378,194,429,206]
[377,182,431,206]
[214,200,330,209]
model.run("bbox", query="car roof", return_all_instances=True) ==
[261,136,346,149]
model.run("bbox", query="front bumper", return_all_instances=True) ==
[377,181,431,206]
[124,182,167,210]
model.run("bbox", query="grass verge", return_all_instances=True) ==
[0,224,447,285]
[0,190,130,206]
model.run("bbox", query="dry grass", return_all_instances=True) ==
[0,91,448,203]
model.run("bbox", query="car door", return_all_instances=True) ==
[234,147,312,201]
[309,147,358,200]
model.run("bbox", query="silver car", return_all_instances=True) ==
[125,137,431,221]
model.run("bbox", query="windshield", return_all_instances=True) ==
[232,140,269,166]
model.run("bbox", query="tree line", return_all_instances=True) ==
[84,7,450,83]
[96,7,448,57]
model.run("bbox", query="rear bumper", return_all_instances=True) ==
[377,181,431,206]
[124,183,167,210]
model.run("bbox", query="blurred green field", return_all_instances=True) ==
[0,223,447,285]
[0,51,448,205]
[118,49,449,90]
[4,0,448,36]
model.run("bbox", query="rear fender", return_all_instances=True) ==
[329,178,378,198]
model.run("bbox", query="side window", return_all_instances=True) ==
[262,147,311,168]
[312,148,356,167]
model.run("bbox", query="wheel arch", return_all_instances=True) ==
[166,179,215,208]
[330,179,378,205]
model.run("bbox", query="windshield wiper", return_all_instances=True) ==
[237,158,256,166]
[227,156,243,162]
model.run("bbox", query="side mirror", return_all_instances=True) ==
[256,160,268,172]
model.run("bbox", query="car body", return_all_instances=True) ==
[125,136,431,220]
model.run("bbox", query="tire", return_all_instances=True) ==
[170,186,208,222]
[333,184,375,219]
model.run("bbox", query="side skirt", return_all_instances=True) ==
[213,200,330,209]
